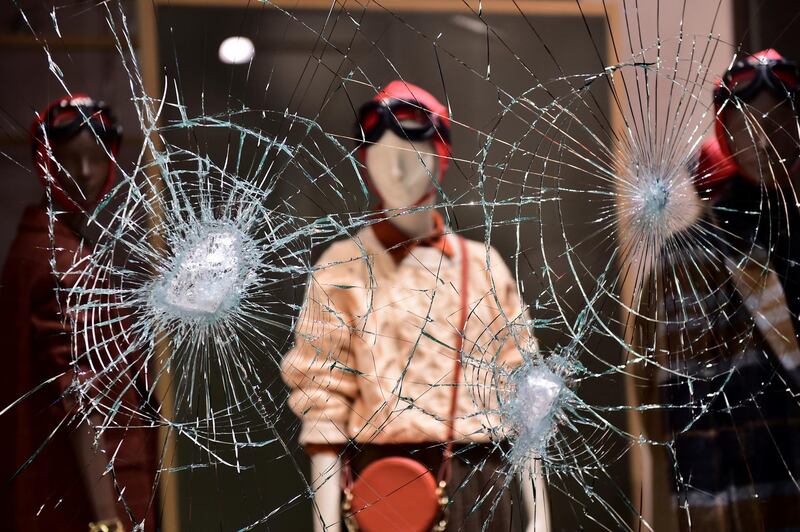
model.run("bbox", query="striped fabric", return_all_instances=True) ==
[632,217,800,531]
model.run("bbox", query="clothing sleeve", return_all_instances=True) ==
[28,252,89,408]
[628,226,720,442]
[28,249,132,414]
[281,272,360,446]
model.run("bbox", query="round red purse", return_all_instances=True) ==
[343,456,445,532]
[342,237,469,532]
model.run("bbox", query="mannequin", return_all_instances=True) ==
[627,50,800,531]
[309,127,437,532]
[284,81,549,532]
[0,95,156,532]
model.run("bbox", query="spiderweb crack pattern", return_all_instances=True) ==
[4,0,800,530]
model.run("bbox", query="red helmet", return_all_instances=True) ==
[355,80,451,206]
[30,94,122,212]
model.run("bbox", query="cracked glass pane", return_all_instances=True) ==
[1,1,799,531]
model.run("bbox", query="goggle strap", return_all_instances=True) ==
[356,98,449,147]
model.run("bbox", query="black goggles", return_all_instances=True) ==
[356,98,450,146]
[41,99,122,145]
[715,58,800,106]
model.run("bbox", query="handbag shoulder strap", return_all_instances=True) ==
[437,235,470,485]
[342,235,470,489]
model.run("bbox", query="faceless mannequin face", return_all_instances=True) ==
[365,126,438,211]
[51,128,110,206]
[365,122,440,238]
[726,91,800,187]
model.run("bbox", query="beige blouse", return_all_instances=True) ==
[281,224,531,446]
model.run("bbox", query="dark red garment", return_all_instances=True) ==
[0,206,158,531]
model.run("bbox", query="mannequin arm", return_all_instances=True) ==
[69,416,119,523]
[310,452,342,532]
[633,442,655,528]
[521,459,550,532]
[626,373,654,528]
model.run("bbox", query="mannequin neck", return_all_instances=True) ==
[385,196,436,239]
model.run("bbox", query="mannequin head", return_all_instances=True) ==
[356,81,451,236]
[31,94,122,212]
[50,128,112,207]
[714,49,800,188]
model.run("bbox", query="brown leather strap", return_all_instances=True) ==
[343,234,469,489]
[437,235,469,485]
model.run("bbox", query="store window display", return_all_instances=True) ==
[281,81,549,532]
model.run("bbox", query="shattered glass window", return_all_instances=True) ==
[2,0,800,530]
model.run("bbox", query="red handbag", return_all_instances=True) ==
[343,456,445,532]
[342,237,469,532]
